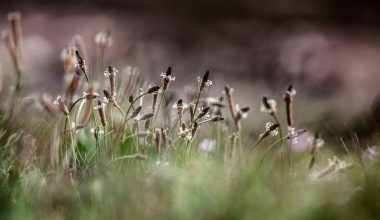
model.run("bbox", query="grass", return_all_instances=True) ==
[0,10,380,220]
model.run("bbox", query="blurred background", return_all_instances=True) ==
[1,0,380,137]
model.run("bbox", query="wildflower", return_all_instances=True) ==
[94,29,112,47]
[235,105,250,120]
[286,127,307,144]
[104,65,118,77]
[258,123,280,141]
[173,99,188,111]
[197,70,212,91]
[265,122,279,136]
[161,66,175,91]
[261,97,277,114]
[199,139,216,153]
[90,127,104,142]
[104,66,118,97]
[75,50,87,74]
[146,85,160,94]
[195,106,210,120]
[90,127,104,135]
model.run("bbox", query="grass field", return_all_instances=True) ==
[1,11,380,220]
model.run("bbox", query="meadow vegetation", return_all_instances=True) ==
[0,11,380,220]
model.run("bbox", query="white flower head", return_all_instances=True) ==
[287,87,297,96]
[102,96,110,103]
[197,76,212,87]
[161,72,175,82]
[94,102,106,110]
[265,122,278,136]
[199,139,216,153]
[104,66,118,77]
[90,127,104,135]
[173,102,189,110]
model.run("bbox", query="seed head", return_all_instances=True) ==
[161,66,175,91]
[146,86,160,94]
[198,70,212,91]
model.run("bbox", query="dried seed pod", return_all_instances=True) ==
[162,66,172,91]
[128,95,134,103]
[262,96,276,115]
[199,70,209,91]
[210,116,224,122]
[284,85,295,127]
[258,123,280,141]
[130,106,142,119]
[140,113,154,121]
[176,99,184,117]
[196,106,210,120]
[108,66,117,97]
[146,86,160,94]
[75,50,87,75]
[97,100,107,127]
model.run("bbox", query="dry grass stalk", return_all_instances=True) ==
[8,11,22,56]
[224,85,239,131]
[2,30,22,89]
